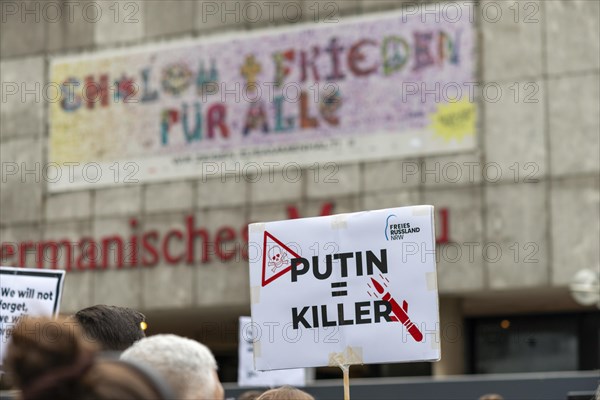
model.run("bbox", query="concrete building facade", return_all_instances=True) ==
[1,0,599,382]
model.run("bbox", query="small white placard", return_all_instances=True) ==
[238,316,306,387]
[0,267,66,368]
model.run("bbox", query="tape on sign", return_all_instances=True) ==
[331,214,348,230]
[254,341,262,357]
[251,286,261,304]
[411,205,431,216]
[249,223,266,233]
[328,346,364,367]
[431,335,441,350]
[426,272,438,292]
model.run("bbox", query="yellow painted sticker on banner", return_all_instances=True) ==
[430,100,475,142]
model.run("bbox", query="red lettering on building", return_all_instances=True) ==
[0,203,450,271]
[141,231,160,267]
[163,229,185,264]
[215,227,237,261]
[437,208,450,244]
[101,236,125,269]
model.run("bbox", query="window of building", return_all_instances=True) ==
[468,312,599,374]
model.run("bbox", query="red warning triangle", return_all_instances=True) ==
[262,231,302,287]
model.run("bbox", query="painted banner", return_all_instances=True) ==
[49,6,476,191]
[248,206,440,370]
[0,267,66,368]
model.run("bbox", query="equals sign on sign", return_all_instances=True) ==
[331,282,348,297]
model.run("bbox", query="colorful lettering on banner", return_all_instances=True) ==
[49,6,475,191]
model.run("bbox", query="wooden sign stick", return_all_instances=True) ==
[340,364,350,400]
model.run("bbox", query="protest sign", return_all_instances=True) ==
[248,206,440,371]
[238,316,306,387]
[0,267,66,367]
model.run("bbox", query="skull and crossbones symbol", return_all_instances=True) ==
[267,246,288,272]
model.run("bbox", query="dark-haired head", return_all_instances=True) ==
[73,305,146,351]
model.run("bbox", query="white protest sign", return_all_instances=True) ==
[238,316,306,387]
[249,206,440,370]
[0,267,66,367]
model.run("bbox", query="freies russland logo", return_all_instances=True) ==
[385,214,421,241]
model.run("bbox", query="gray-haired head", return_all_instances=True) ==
[121,334,223,400]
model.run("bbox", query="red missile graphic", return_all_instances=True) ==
[371,278,423,342]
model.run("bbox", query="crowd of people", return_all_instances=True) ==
[5,305,585,399]
[2,305,315,400]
